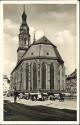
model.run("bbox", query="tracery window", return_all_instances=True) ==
[26,63,29,90]
[33,63,37,89]
[50,63,54,89]
[42,63,46,89]
[20,68,22,90]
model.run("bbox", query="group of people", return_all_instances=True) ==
[13,91,46,102]
[13,89,64,103]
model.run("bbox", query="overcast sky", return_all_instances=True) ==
[3,4,77,78]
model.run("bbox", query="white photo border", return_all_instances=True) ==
[0,0,79,124]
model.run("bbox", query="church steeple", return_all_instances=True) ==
[17,5,30,61]
[22,5,27,24]
[19,5,30,47]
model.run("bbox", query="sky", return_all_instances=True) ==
[3,4,77,78]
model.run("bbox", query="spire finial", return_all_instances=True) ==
[33,31,36,43]
[22,5,27,22]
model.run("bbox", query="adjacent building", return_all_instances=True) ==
[66,69,77,94]
[3,75,10,94]
[10,7,65,93]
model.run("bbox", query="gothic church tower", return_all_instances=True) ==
[17,5,30,61]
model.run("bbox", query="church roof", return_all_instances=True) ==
[34,36,55,46]
[22,36,64,63]
[11,36,64,74]
[66,69,77,80]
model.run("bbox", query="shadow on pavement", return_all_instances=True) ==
[4,100,77,121]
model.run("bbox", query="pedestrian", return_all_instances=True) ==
[19,92,23,100]
[14,87,18,103]
[50,95,53,104]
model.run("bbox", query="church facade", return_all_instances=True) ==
[10,8,65,93]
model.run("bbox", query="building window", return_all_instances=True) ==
[33,63,37,89]
[42,63,46,89]
[46,52,49,55]
[31,52,33,55]
[50,63,54,89]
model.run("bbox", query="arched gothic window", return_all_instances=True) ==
[26,63,29,90]
[20,67,22,90]
[50,63,54,89]
[33,63,37,89]
[42,63,46,89]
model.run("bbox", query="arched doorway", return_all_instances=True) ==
[42,63,46,89]
[26,63,29,90]
[50,63,54,89]
[33,63,37,89]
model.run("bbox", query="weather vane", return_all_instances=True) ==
[23,4,25,12]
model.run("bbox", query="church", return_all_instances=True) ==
[10,7,65,93]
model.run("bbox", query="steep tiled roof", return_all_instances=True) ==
[11,36,64,74]
[35,36,56,47]
[23,36,64,63]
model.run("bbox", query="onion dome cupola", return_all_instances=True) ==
[22,10,27,23]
